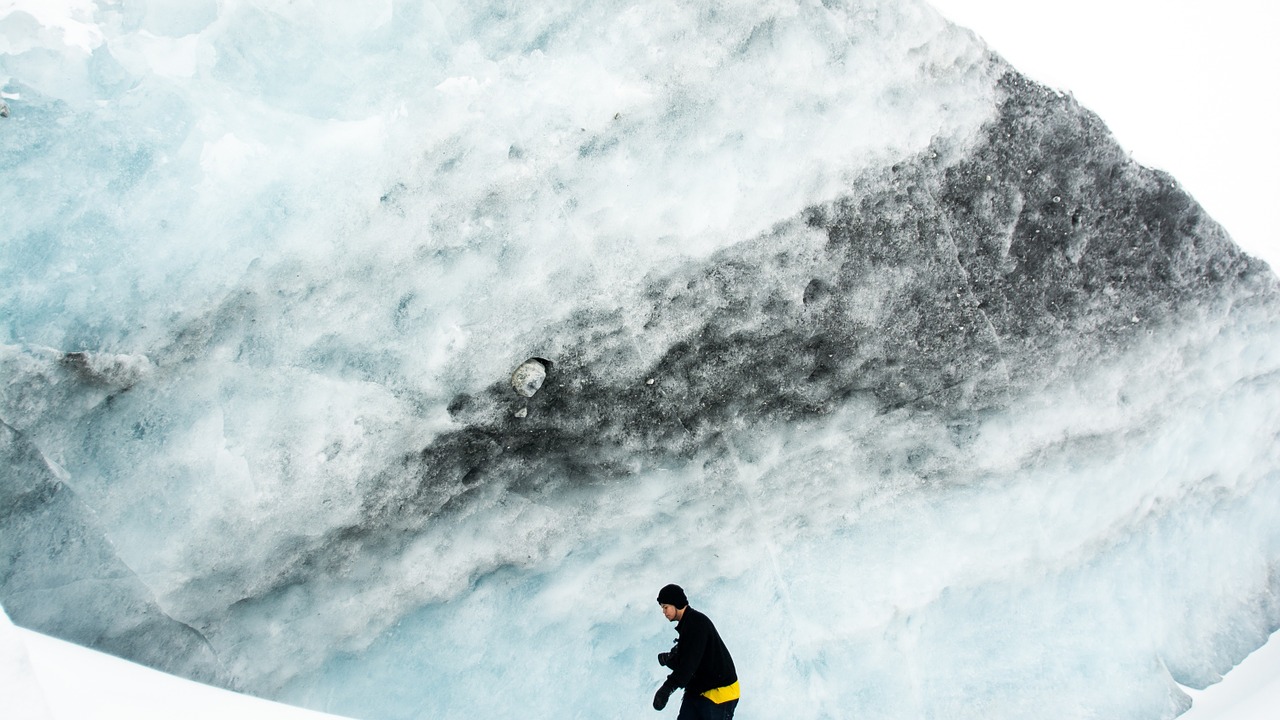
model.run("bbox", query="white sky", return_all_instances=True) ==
[928,0,1280,270]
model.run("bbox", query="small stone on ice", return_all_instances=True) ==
[514,407,528,418]
[510,358,548,397]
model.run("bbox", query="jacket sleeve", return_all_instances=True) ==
[665,615,708,689]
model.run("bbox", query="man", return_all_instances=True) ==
[653,584,740,719]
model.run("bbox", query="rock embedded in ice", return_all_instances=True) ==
[510,358,548,398]
[59,350,154,389]
[0,100,8,118]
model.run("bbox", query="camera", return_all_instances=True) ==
[658,638,680,668]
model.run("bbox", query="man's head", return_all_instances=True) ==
[657,584,688,622]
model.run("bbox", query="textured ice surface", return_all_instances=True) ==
[2,1,1279,719]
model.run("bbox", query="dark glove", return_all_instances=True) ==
[659,641,679,668]
[653,683,674,711]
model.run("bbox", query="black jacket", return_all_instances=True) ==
[663,607,737,696]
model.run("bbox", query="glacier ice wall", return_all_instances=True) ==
[2,1,1279,719]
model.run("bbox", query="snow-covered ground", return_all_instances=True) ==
[2,608,349,720]
[1178,630,1280,720]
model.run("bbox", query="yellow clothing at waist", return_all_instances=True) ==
[701,680,740,704]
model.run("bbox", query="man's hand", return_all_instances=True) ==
[653,683,674,711]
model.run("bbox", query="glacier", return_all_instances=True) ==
[2,1,1279,719]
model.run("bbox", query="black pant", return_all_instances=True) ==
[677,693,738,720]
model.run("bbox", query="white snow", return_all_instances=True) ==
[0,608,53,720]
[6,614,349,720]
[1179,630,1280,720]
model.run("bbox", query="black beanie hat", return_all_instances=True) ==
[657,584,688,608]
